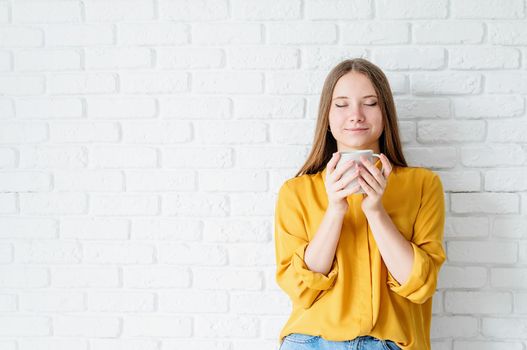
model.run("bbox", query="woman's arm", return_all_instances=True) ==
[364,209,414,285]
[304,206,347,276]
[275,182,342,309]
[357,156,446,304]
[365,173,447,304]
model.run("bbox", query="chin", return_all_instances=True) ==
[340,141,372,148]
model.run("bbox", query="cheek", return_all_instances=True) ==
[328,111,347,124]
[368,111,383,129]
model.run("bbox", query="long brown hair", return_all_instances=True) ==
[295,58,408,177]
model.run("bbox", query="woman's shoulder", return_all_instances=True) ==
[279,176,310,195]
[282,170,324,188]
[393,166,443,189]
[277,171,324,199]
[394,165,439,177]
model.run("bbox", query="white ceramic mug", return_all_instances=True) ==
[335,149,384,194]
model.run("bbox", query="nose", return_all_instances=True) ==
[346,104,365,122]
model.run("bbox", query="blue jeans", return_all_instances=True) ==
[279,333,401,350]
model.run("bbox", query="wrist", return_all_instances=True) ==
[326,204,347,216]
[363,206,386,218]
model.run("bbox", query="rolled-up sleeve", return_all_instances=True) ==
[387,173,447,304]
[274,181,338,309]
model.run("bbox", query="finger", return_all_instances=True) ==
[337,183,361,197]
[331,159,356,182]
[358,169,378,193]
[358,177,373,196]
[380,153,393,178]
[327,152,342,174]
[326,154,341,183]
[359,156,386,187]
[357,164,385,190]
[334,169,359,189]
[359,168,383,193]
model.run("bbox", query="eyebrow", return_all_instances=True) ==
[332,95,377,100]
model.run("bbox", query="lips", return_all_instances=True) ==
[345,128,368,131]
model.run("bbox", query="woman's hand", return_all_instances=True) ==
[357,153,393,214]
[325,152,362,213]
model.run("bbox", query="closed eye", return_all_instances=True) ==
[335,102,377,108]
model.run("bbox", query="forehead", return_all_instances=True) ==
[332,72,376,97]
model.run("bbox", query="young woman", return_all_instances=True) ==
[274,58,446,350]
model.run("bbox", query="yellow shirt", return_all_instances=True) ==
[274,162,446,350]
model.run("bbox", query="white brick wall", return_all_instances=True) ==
[0,0,526,349]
